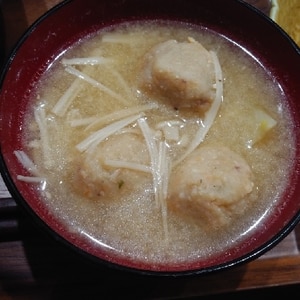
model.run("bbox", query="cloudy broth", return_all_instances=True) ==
[20,21,296,264]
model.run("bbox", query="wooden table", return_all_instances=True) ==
[1,0,300,298]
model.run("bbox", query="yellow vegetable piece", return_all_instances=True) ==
[270,0,300,46]
[247,109,277,147]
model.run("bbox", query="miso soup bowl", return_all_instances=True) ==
[1,0,300,276]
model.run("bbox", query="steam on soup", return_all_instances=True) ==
[15,21,295,264]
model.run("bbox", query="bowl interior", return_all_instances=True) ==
[1,0,300,275]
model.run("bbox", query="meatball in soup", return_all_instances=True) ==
[15,21,296,265]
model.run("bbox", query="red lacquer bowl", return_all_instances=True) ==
[0,0,300,276]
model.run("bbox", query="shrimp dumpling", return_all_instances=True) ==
[167,146,254,228]
[140,38,216,114]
